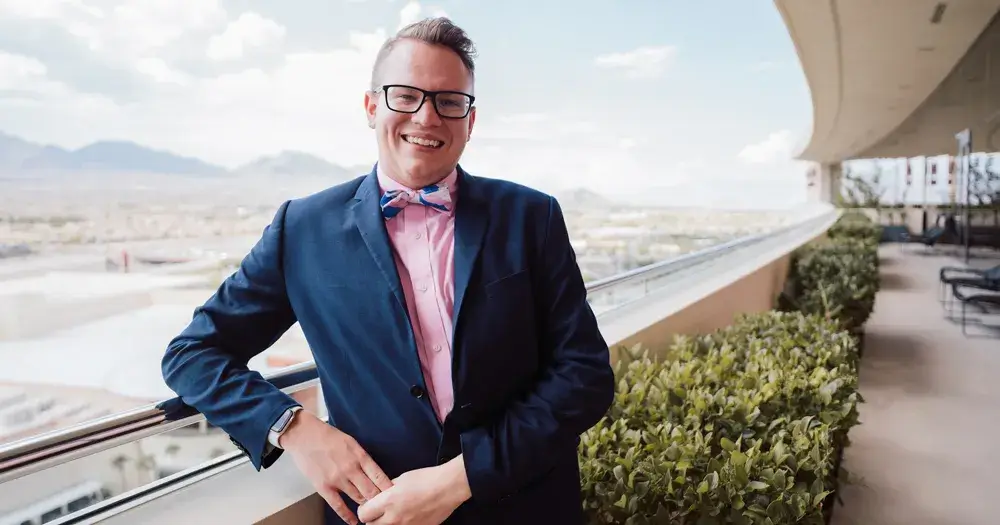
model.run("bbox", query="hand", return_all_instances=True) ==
[280,411,394,524]
[357,455,472,525]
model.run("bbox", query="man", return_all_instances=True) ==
[161,16,614,525]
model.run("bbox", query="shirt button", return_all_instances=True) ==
[418,284,428,292]
[414,232,422,239]
[433,344,442,352]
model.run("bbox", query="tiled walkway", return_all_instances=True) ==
[832,245,1000,525]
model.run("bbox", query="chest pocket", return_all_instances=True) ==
[484,269,531,301]
[478,269,537,350]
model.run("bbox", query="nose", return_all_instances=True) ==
[411,96,442,127]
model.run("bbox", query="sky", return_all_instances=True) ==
[0,0,816,209]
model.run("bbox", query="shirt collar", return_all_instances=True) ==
[376,162,459,208]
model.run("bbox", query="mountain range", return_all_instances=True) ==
[556,187,614,209]
[0,130,358,179]
[0,130,613,206]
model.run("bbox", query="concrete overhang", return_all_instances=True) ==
[776,0,1000,163]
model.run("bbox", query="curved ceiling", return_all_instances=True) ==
[775,0,1000,163]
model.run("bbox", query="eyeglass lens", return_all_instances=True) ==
[385,85,472,118]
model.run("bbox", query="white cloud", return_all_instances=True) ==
[0,49,118,127]
[0,51,67,95]
[0,0,106,52]
[135,57,191,86]
[0,51,47,89]
[463,139,648,198]
[0,0,102,21]
[738,130,794,164]
[140,31,386,166]
[475,112,600,142]
[397,0,448,31]
[0,0,229,87]
[206,12,286,61]
[100,0,227,57]
[398,0,422,29]
[594,46,677,79]
[676,159,708,172]
[497,112,549,124]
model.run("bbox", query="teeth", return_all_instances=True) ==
[403,135,442,148]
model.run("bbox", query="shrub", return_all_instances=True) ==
[580,312,861,525]
[780,238,879,333]
[826,211,882,246]
[578,211,876,523]
[779,213,880,333]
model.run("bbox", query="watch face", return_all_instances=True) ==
[272,410,292,432]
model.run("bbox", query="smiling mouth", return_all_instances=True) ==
[402,134,444,149]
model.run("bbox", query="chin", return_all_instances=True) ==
[399,158,452,182]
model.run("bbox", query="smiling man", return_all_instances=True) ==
[161,16,614,525]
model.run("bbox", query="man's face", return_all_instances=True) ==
[365,39,476,188]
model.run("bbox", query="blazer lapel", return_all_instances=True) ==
[348,168,407,311]
[452,166,489,334]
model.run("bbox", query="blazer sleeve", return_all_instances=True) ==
[459,196,615,502]
[161,200,302,471]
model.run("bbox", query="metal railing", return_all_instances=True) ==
[0,362,318,486]
[0,208,837,490]
[584,210,836,314]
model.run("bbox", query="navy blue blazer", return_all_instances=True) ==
[161,165,615,524]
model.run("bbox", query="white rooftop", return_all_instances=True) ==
[0,303,310,401]
[0,271,206,300]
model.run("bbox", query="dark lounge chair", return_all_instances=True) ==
[949,282,1000,337]
[938,264,1000,304]
[901,226,945,253]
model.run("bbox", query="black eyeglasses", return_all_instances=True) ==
[377,84,475,119]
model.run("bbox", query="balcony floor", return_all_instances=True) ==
[832,245,1000,525]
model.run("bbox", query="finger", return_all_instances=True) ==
[319,489,359,525]
[367,514,390,525]
[349,466,382,502]
[338,475,368,506]
[357,492,387,523]
[359,454,394,492]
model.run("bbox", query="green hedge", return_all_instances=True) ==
[825,211,882,246]
[779,213,881,333]
[579,212,876,524]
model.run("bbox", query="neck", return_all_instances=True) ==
[378,161,457,189]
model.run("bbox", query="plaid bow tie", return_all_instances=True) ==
[379,183,452,219]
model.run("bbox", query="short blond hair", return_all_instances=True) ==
[370,17,477,90]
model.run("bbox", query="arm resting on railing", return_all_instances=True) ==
[161,200,301,471]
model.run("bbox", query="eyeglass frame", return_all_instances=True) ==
[375,84,476,119]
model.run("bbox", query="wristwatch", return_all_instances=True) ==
[268,406,302,449]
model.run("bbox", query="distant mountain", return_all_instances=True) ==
[0,132,227,175]
[22,140,227,175]
[557,187,615,208]
[235,150,355,180]
[0,130,356,178]
[0,131,49,171]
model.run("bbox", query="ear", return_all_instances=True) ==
[466,106,476,141]
[363,90,377,128]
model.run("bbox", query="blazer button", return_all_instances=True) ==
[410,385,426,399]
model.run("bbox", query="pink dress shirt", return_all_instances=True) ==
[377,166,458,423]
